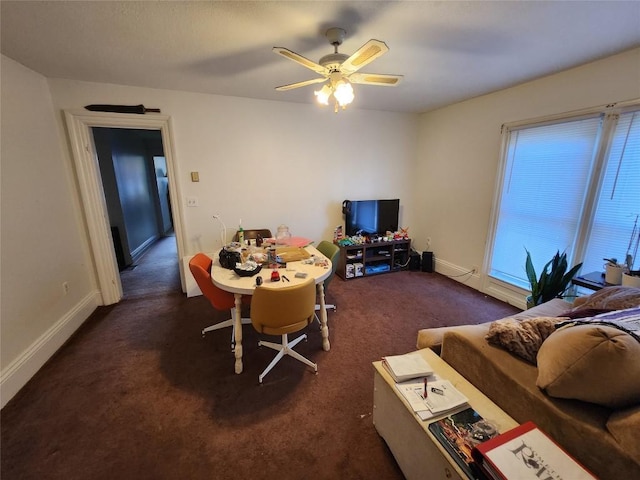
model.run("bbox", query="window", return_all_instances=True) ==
[582,111,640,273]
[487,103,640,292]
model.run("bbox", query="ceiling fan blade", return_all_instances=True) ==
[275,77,328,91]
[339,39,389,75]
[273,47,328,76]
[349,73,403,87]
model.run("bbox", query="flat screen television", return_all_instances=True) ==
[344,199,400,237]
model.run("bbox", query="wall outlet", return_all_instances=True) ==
[471,265,479,274]
[186,197,199,207]
[426,237,432,250]
[62,282,69,295]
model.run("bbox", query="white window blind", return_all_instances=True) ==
[490,115,602,288]
[582,111,640,273]
[488,104,640,293]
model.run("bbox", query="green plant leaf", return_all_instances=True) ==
[524,249,583,306]
[525,249,539,300]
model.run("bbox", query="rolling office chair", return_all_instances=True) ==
[315,240,340,319]
[188,253,251,351]
[232,228,272,243]
[250,278,318,383]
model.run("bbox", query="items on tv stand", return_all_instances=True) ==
[337,238,411,280]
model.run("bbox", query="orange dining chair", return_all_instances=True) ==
[250,278,318,383]
[189,253,251,351]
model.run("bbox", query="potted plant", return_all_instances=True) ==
[603,257,624,285]
[525,249,583,308]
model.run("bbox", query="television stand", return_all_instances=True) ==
[336,238,411,280]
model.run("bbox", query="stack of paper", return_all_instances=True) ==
[396,377,469,421]
[381,353,433,383]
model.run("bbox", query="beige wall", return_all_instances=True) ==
[1,55,99,406]
[2,47,639,407]
[47,79,420,256]
[413,47,640,304]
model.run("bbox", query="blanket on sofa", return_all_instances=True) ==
[556,306,640,342]
[486,287,640,364]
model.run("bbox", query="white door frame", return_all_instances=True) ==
[64,109,185,305]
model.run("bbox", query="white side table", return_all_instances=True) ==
[373,348,518,480]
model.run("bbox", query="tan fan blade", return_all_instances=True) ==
[339,39,389,76]
[348,72,403,87]
[275,77,328,91]
[273,47,329,76]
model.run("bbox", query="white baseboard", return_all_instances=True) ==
[433,258,526,310]
[434,258,483,291]
[482,277,528,310]
[0,291,100,409]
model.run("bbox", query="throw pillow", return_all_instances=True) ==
[570,286,640,315]
[485,317,563,364]
[536,324,640,409]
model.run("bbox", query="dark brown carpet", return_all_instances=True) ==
[1,241,519,480]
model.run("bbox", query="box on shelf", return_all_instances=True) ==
[354,262,364,277]
[345,263,355,278]
[365,263,391,274]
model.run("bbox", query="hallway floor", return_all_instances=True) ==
[120,235,181,299]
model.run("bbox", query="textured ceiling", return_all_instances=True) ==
[2,1,639,113]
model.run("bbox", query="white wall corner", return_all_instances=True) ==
[0,291,101,409]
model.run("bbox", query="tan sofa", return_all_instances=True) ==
[416,289,640,480]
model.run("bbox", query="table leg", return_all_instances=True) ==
[233,293,243,374]
[317,282,331,351]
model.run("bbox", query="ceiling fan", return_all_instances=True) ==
[273,27,403,112]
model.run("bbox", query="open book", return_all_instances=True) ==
[382,352,433,383]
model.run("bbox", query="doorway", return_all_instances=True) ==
[92,127,180,298]
[64,110,186,305]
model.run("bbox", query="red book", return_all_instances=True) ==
[471,421,596,480]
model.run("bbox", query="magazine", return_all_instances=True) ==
[471,421,596,480]
[429,407,499,479]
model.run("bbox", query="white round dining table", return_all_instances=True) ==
[211,244,332,374]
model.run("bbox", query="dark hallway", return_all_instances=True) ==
[120,235,181,299]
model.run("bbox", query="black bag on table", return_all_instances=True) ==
[219,248,241,269]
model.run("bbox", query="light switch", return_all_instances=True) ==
[191,172,200,182]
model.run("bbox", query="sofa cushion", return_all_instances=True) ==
[416,324,488,352]
[606,405,640,465]
[485,316,563,364]
[536,324,640,409]
[416,298,571,352]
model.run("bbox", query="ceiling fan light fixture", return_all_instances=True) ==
[334,79,354,107]
[274,27,402,112]
[314,84,331,105]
